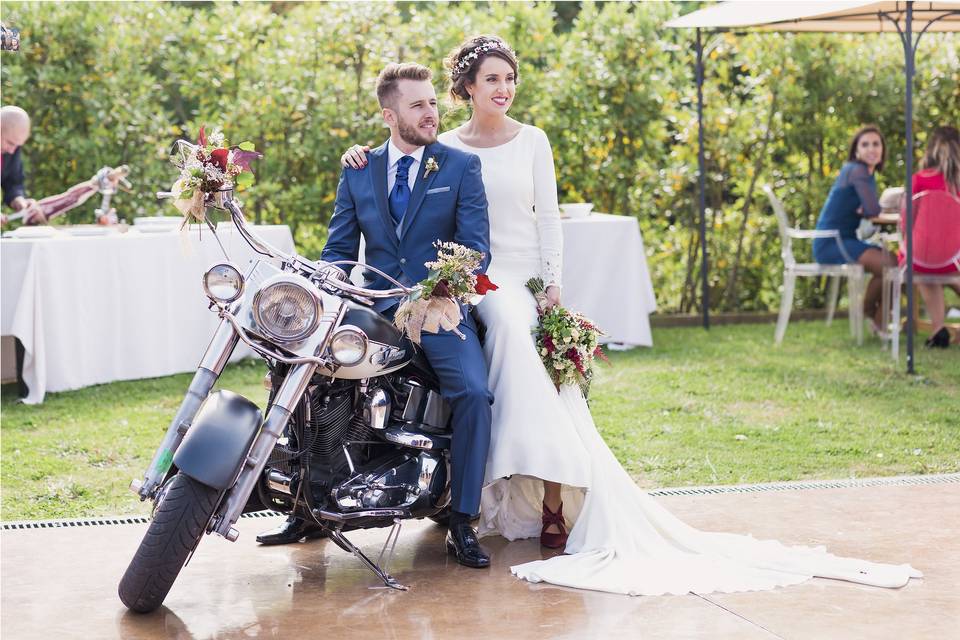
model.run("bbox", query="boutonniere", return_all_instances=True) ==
[424,156,440,179]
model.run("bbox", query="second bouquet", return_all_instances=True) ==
[394,241,498,344]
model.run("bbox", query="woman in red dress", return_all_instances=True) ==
[903,126,960,348]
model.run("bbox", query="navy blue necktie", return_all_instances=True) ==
[389,155,414,227]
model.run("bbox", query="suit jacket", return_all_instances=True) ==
[322,139,491,311]
[1,148,26,207]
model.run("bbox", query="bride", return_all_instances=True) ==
[341,35,922,596]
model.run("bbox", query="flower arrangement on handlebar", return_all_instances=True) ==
[169,126,262,225]
[394,241,498,344]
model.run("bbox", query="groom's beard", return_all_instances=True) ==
[397,114,439,147]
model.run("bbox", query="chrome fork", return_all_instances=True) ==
[210,362,318,541]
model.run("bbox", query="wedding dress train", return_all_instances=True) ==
[506,385,922,595]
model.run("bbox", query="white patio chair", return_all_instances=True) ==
[883,190,960,360]
[764,185,865,345]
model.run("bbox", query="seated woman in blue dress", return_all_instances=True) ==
[814,125,896,334]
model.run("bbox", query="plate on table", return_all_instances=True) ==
[4,225,60,239]
[560,202,594,219]
[66,225,113,237]
[133,216,182,227]
[135,225,178,234]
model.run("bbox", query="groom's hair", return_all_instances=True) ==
[376,63,433,109]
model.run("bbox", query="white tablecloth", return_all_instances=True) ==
[1,225,295,404]
[560,213,656,347]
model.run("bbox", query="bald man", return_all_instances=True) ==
[2,105,42,224]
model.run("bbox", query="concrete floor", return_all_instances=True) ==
[2,481,957,640]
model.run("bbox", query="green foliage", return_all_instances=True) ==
[2,1,957,312]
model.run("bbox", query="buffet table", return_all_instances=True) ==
[1,225,295,404]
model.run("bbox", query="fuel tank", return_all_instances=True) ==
[322,303,435,382]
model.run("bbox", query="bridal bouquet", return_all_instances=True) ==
[394,241,498,344]
[168,126,261,224]
[526,277,608,394]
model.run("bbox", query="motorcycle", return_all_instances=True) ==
[118,142,454,614]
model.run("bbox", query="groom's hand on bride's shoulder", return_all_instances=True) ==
[341,144,371,170]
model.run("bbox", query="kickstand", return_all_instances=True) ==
[376,518,403,578]
[327,522,408,591]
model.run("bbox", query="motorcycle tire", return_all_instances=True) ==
[118,472,220,613]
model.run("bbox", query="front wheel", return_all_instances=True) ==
[118,473,220,613]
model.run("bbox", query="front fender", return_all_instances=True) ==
[173,390,263,490]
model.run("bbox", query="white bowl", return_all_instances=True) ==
[560,203,594,218]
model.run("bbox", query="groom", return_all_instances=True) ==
[256,63,494,568]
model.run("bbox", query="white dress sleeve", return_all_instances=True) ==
[531,127,563,289]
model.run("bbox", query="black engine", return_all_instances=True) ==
[260,371,450,520]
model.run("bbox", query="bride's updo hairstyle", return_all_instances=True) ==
[444,35,519,104]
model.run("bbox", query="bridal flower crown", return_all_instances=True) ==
[454,39,515,74]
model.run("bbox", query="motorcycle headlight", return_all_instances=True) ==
[253,279,320,343]
[330,326,367,365]
[203,263,244,304]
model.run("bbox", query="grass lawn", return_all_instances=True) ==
[2,320,958,521]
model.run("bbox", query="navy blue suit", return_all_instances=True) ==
[322,139,493,516]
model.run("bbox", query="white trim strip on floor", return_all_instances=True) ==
[3,473,957,530]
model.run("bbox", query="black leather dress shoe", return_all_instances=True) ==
[446,522,490,568]
[256,516,326,545]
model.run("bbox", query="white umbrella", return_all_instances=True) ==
[666,1,960,372]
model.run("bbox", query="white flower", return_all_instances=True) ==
[204,164,225,182]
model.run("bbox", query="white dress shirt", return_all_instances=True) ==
[386,139,424,194]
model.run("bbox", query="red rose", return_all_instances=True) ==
[475,273,499,295]
[210,148,229,171]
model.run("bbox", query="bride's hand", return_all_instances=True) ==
[544,285,561,308]
[341,144,371,169]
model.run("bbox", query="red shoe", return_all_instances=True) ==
[540,502,568,549]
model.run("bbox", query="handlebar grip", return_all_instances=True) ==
[156,191,175,200]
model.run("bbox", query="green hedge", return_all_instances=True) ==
[2,1,957,313]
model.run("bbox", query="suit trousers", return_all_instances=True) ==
[385,306,493,516]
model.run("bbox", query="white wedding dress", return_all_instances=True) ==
[438,125,922,596]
